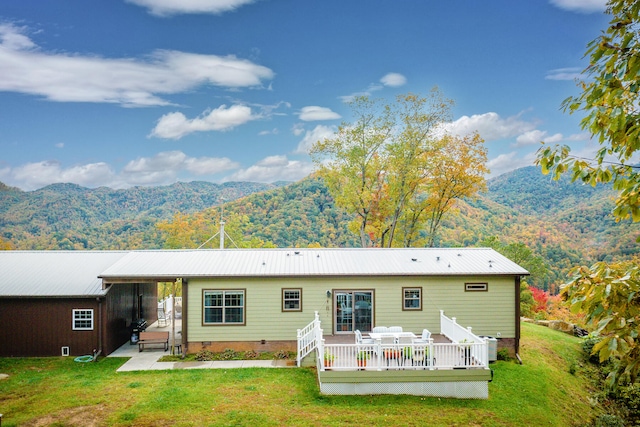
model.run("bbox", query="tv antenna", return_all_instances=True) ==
[197,198,238,249]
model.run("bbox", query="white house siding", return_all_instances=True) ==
[186,274,516,346]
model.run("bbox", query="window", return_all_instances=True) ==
[403,287,422,310]
[465,282,488,292]
[282,288,302,311]
[72,309,94,330]
[203,290,245,325]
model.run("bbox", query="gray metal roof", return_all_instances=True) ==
[0,251,129,297]
[99,248,529,280]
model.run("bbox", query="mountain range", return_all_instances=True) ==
[1,166,638,289]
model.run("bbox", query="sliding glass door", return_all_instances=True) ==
[335,290,373,333]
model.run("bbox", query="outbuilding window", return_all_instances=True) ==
[403,287,422,310]
[282,288,302,311]
[203,290,245,325]
[72,309,94,330]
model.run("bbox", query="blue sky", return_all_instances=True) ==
[0,0,608,190]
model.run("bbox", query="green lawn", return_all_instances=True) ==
[0,323,597,426]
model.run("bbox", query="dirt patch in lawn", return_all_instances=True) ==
[30,404,108,427]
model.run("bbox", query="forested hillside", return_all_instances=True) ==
[1,166,638,290]
[0,181,278,249]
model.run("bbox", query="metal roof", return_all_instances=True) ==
[99,248,529,280]
[0,251,129,297]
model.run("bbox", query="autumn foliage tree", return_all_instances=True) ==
[536,0,640,387]
[311,90,488,247]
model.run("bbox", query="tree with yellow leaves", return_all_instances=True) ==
[311,90,488,247]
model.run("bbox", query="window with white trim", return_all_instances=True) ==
[282,288,302,311]
[403,287,422,310]
[203,290,245,325]
[72,309,94,330]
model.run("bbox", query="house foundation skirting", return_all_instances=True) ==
[319,380,488,399]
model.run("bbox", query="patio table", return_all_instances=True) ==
[368,332,416,341]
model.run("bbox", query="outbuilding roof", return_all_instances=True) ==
[99,247,529,281]
[0,251,129,297]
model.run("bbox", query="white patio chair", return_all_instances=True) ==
[157,307,171,327]
[388,326,403,333]
[355,329,374,345]
[372,326,389,333]
[413,329,431,344]
[381,335,399,368]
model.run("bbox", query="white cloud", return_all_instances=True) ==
[545,67,583,81]
[55,143,64,149]
[150,104,258,139]
[258,128,279,136]
[298,106,341,122]
[443,112,537,141]
[0,24,273,107]
[487,152,537,177]
[380,73,407,87]
[515,130,563,147]
[3,151,239,190]
[8,160,116,190]
[340,72,407,103]
[122,151,238,185]
[127,0,256,16]
[294,125,337,154]
[224,155,313,182]
[548,0,607,13]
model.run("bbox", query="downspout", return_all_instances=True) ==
[182,279,188,359]
[94,297,103,361]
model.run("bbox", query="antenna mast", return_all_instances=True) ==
[196,198,239,250]
[219,202,225,249]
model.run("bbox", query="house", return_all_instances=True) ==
[0,251,158,357]
[98,247,529,357]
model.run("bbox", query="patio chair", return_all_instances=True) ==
[372,326,389,333]
[388,326,403,333]
[413,329,431,344]
[355,329,374,345]
[381,335,399,368]
[157,307,171,327]
[411,344,433,369]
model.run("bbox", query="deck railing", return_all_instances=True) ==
[297,311,321,367]
[319,341,487,371]
[440,310,488,367]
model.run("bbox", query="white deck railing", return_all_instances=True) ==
[297,311,322,367]
[320,341,486,371]
[440,310,488,368]
[298,311,489,371]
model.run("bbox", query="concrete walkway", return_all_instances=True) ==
[108,318,293,372]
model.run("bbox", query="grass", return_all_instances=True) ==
[0,322,598,426]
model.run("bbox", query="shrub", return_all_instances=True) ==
[195,349,215,361]
[497,348,512,361]
[219,348,238,360]
[244,350,259,359]
[617,385,640,426]
[594,414,624,427]
[273,349,290,360]
[582,336,604,364]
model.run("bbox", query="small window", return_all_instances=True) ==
[73,309,94,330]
[465,283,488,292]
[282,288,302,312]
[403,287,422,310]
[203,290,245,325]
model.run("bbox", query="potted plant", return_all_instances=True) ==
[323,352,335,368]
[356,350,370,368]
